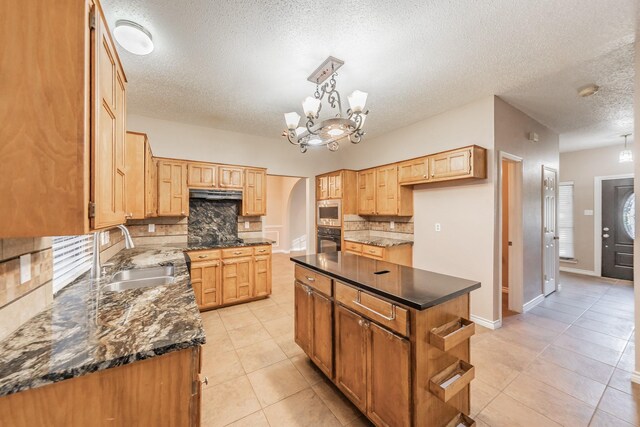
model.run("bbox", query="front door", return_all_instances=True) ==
[542,167,558,296]
[602,178,634,280]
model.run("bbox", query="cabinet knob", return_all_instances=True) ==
[305,276,315,282]
[201,376,209,386]
[181,211,186,215]
[258,249,266,253]
[233,251,242,255]
[198,255,208,259]
[423,174,427,178]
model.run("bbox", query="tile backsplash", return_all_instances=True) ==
[343,215,414,241]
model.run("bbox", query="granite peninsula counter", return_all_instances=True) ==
[290,251,481,427]
[0,244,205,398]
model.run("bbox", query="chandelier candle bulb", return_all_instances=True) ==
[302,97,321,118]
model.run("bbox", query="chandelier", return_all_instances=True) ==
[283,57,369,153]
[619,133,633,163]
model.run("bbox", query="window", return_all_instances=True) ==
[52,235,94,293]
[558,183,574,259]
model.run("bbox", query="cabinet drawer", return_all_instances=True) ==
[222,247,253,258]
[344,241,362,253]
[335,282,409,337]
[187,250,221,261]
[295,265,332,296]
[253,245,271,255]
[361,244,384,258]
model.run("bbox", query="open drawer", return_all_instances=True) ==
[429,360,475,402]
[429,317,475,352]
[445,413,476,427]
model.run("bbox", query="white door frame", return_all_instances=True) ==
[542,166,559,296]
[498,152,524,323]
[594,173,634,276]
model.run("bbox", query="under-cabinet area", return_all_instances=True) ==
[291,254,480,427]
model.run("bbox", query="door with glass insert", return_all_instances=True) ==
[602,177,634,280]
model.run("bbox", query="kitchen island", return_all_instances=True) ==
[291,251,481,427]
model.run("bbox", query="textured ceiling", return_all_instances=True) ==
[102,0,637,151]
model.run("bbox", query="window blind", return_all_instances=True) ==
[558,183,574,259]
[52,235,94,293]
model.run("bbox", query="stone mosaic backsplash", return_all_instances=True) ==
[343,214,414,242]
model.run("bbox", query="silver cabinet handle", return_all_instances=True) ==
[357,319,370,328]
[234,251,242,255]
[258,249,266,253]
[198,255,208,258]
[303,285,313,295]
[353,291,396,321]
[603,234,610,238]
[305,276,315,282]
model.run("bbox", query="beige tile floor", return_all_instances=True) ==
[200,255,638,426]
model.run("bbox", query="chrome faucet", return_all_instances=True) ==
[90,224,135,279]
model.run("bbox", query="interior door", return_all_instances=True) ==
[542,167,558,296]
[602,178,634,280]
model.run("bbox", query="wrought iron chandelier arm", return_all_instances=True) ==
[305,117,318,135]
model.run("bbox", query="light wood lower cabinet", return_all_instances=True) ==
[344,241,413,267]
[294,281,334,378]
[294,264,476,427]
[0,347,202,427]
[187,246,272,311]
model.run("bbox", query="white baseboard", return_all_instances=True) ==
[559,267,599,277]
[523,294,544,312]
[471,315,502,330]
[632,371,640,385]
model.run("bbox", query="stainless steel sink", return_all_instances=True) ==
[103,266,176,292]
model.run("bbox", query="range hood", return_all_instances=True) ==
[189,189,243,200]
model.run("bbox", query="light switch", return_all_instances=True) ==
[584,210,593,216]
[390,221,395,230]
[435,223,441,232]
[244,221,250,229]
[20,254,31,284]
[148,224,156,233]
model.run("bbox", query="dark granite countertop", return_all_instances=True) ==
[186,238,274,251]
[0,245,205,398]
[344,236,414,247]
[291,251,480,310]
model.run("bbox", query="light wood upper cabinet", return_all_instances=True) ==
[317,171,343,200]
[317,176,329,200]
[187,163,217,188]
[398,157,429,185]
[428,145,486,182]
[145,144,158,217]
[92,11,127,230]
[243,168,267,216]
[124,132,146,219]
[357,169,376,215]
[375,165,399,215]
[157,160,188,216]
[219,166,244,189]
[328,172,343,199]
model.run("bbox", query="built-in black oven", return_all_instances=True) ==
[317,226,341,253]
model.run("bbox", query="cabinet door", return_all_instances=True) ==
[92,15,126,230]
[157,160,188,216]
[189,263,204,307]
[187,163,217,188]
[294,282,312,354]
[398,158,428,184]
[201,260,222,307]
[357,169,376,215]
[328,173,342,199]
[253,255,271,297]
[311,291,333,378]
[243,169,266,216]
[317,176,329,200]
[219,166,244,189]
[335,305,367,411]
[429,148,472,181]
[124,132,146,219]
[367,323,411,427]
[376,165,398,215]
[222,257,252,304]
[144,143,157,217]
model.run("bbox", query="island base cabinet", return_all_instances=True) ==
[294,282,334,378]
[0,347,201,427]
[335,305,411,426]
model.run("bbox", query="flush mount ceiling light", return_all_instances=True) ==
[283,57,369,153]
[113,20,154,55]
[619,133,633,163]
[577,83,600,98]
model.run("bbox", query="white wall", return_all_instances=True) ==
[339,97,497,323]
[265,175,303,252]
[288,178,308,251]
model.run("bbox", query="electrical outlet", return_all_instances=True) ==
[244,221,250,229]
[584,209,593,216]
[20,254,31,284]
[390,221,395,230]
[148,224,156,233]
[101,231,110,245]
[435,223,441,232]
